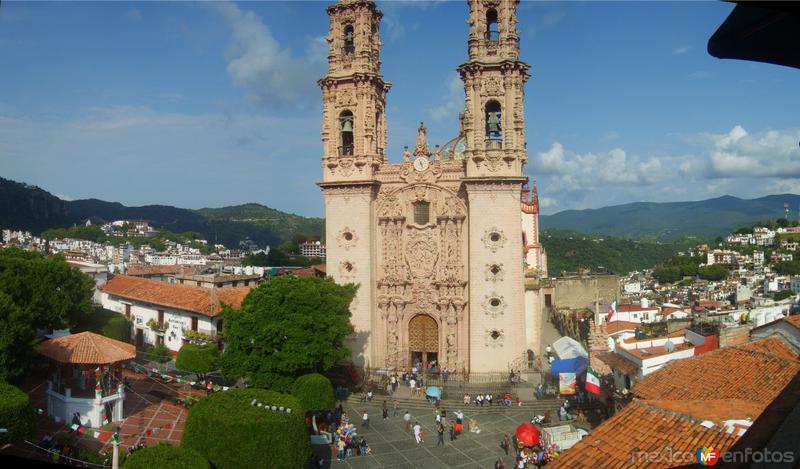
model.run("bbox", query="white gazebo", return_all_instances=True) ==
[38,331,136,427]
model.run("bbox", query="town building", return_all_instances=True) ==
[174,272,262,288]
[555,338,800,468]
[298,240,326,258]
[100,275,250,352]
[318,0,547,372]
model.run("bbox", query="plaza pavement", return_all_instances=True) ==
[311,399,542,469]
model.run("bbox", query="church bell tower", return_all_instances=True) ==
[460,0,530,372]
[318,0,388,366]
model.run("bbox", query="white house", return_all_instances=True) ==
[100,275,251,352]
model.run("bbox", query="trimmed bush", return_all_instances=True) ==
[292,373,334,412]
[124,443,209,469]
[148,344,173,364]
[74,307,131,343]
[176,344,220,381]
[182,389,308,469]
[0,381,36,444]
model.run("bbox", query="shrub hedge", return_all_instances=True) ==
[0,381,36,444]
[124,443,209,469]
[148,344,173,364]
[175,344,220,379]
[291,373,334,412]
[182,389,308,469]
[74,307,131,343]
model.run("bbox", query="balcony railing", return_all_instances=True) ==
[485,138,503,150]
[338,144,354,156]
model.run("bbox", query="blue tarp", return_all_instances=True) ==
[549,356,588,376]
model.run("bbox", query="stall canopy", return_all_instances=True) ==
[708,2,800,70]
[552,336,588,360]
[549,356,588,376]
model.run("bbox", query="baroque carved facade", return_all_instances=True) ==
[319,0,547,373]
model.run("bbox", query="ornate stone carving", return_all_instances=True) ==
[337,227,358,251]
[404,231,439,280]
[377,193,404,219]
[485,263,504,282]
[441,196,466,220]
[339,260,357,279]
[336,89,356,107]
[482,227,506,252]
[485,328,505,348]
[482,77,503,97]
[483,294,506,318]
[338,158,356,177]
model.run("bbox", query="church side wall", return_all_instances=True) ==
[467,184,526,372]
[324,188,375,367]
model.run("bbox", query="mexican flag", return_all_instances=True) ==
[606,300,618,322]
[585,367,601,395]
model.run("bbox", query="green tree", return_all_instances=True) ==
[74,307,131,343]
[124,443,209,469]
[241,252,269,267]
[774,290,796,301]
[182,389,308,469]
[220,276,356,391]
[0,248,95,331]
[0,381,36,444]
[176,344,220,382]
[291,373,335,412]
[653,266,681,284]
[697,264,730,281]
[0,292,37,383]
[775,260,800,275]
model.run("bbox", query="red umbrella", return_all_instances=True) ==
[515,423,541,447]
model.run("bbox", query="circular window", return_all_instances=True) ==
[490,264,501,275]
[490,330,501,340]
[343,232,353,241]
[489,232,501,243]
[490,298,501,308]
[344,262,354,272]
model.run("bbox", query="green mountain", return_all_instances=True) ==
[0,177,323,248]
[539,194,800,241]
[540,230,682,275]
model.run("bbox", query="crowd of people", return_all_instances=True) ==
[462,391,521,407]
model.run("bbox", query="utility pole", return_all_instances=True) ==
[111,426,120,469]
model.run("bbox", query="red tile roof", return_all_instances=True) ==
[786,314,800,331]
[38,331,135,365]
[606,320,640,334]
[632,338,800,404]
[550,399,742,469]
[101,275,251,317]
[595,351,638,376]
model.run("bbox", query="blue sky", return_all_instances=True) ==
[1,1,799,217]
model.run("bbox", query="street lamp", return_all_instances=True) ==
[112,426,121,469]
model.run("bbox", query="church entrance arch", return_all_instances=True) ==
[408,314,439,367]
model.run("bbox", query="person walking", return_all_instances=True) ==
[362,411,369,429]
[501,433,511,456]
[413,421,423,444]
[495,457,506,469]
[337,438,347,462]
[392,399,399,417]
[436,422,445,447]
[382,401,388,420]
[404,411,412,431]
[449,423,456,441]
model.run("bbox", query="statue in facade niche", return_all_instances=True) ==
[414,122,431,157]
[403,146,411,162]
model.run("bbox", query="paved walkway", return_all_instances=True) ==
[312,400,542,469]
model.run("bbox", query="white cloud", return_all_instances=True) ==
[539,196,557,209]
[427,73,463,122]
[672,46,690,55]
[210,2,324,108]
[702,125,800,178]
